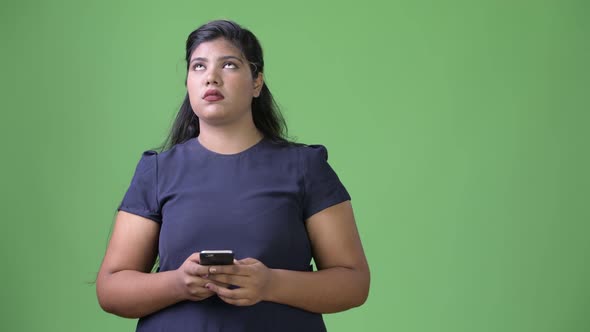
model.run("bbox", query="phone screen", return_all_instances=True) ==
[200,250,234,265]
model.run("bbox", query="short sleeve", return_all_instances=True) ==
[118,150,162,223]
[301,145,351,220]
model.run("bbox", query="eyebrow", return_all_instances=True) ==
[189,55,245,64]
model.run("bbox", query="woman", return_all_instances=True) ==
[96,19,370,331]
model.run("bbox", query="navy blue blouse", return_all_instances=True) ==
[118,137,351,332]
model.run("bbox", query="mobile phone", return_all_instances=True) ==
[200,250,234,265]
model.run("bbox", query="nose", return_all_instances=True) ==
[205,69,222,86]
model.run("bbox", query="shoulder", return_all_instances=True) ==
[261,140,331,165]
[126,139,195,177]
[293,143,331,168]
[264,139,328,156]
[142,138,196,164]
[298,144,329,160]
[132,150,158,174]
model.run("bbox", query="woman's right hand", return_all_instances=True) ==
[175,252,229,301]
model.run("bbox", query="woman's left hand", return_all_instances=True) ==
[204,258,273,306]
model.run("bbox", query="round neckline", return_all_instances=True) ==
[193,136,266,157]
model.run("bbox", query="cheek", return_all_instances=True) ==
[234,78,255,97]
[186,78,200,97]
[186,76,196,92]
[186,80,201,110]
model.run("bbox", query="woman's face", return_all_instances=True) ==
[186,38,263,127]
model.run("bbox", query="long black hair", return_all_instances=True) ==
[157,20,289,152]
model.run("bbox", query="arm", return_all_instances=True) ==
[96,211,217,318]
[206,200,370,313]
[267,200,370,312]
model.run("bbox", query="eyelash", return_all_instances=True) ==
[192,62,238,71]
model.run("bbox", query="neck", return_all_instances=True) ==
[197,120,263,155]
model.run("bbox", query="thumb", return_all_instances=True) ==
[238,257,259,265]
[187,252,202,264]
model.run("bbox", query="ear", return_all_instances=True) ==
[253,72,264,98]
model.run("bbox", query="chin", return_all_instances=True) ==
[194,105,227,118]
[196,112,235,126]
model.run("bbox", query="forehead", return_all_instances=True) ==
[190,38,244,61]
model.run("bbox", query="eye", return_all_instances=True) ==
[192,63,205,71]
[223,62,238,69]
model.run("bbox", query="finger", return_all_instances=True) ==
[206,283,247,300]
[207,274,249,286]
[186,286,215,301]
[185,263,210,276]
[192,265,211,277]
[237,257,260,265]
[209,280,233,288]
[218,296,252,306]
[186,252,202,263]
[208,264,248,276]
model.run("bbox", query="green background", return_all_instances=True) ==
[1,0,588,331]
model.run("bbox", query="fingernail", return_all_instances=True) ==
[205,283,211,289]
[210,267,216,273]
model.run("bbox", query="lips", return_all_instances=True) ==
[203,89,224,101]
